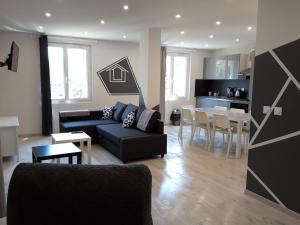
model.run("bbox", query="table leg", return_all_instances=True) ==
[68,156,73,164]
[87,140,91,164]
[77,152,82,164]
[32,153,36,163]
[236,121,242,158]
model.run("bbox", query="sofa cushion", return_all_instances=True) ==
[113,102,127,122]
[61,120,118,129]
[121,104,138,122]
[102,107,113,120]
[96,124,150,145]
[122,111,136,128]
[137,110,161,132]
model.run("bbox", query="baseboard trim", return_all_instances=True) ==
[244,189,300,220]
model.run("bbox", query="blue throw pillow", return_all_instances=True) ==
[122,111,136,128]
[102,106,113,120]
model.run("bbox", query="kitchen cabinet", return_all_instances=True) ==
[203,54,249,80]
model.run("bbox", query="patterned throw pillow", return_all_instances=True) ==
[102,106,113,120]
[122,111,136,128]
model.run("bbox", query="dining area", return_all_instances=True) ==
[178,105,250,159]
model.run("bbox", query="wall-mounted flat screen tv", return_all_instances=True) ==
[0,41,19,72]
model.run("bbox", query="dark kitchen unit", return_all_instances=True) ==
[195,79,250,112]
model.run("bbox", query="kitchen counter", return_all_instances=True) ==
[199,96,249,104]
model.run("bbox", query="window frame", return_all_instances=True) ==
[48,42,92,104]
[165,52,191,101]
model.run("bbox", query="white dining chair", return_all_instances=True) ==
[214,106,227,111]
[229,108,249,154]
[191,111,211,149]
[211,114,237,158]
[178,106,195,143]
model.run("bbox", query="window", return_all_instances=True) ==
[48,44,91,102]
[165,53,190,100]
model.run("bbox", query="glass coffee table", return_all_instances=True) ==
[51,131,91,164]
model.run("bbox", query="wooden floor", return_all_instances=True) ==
[1,125,299,225]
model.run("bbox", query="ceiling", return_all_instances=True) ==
[0,0,258,49]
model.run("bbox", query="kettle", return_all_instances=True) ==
[235,88,240,97]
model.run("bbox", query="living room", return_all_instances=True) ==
[0,0,299,225]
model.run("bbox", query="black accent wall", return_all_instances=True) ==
[246,39,300,213]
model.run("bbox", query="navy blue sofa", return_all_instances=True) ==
[59,106,167,163]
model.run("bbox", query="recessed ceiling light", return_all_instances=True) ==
[180,31,185,35]
[175,14,181,19]
[100,20,105,24]
[84,31,88,35]
[123,5,129,10]
[45,12,51,18]
[216,20,221,25]
[209,34,214,39]
[180,41,185,45]
[248,26,253,30]
[205,44,209,47]
[38,26,43,30]
[123,35,127,39]
[235,38,240,42]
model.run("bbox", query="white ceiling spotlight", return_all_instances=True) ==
[180,41,185,45]
[37,26,44,32]
[84,31,88,35]
[45,12,51,18]
[209,34,214,39]
[123,5,129,10]
[204,44,209,47]
[175,14,181,19]
[247,26,253,30]
[216,20,221,25]
[100,20,105,24]
[235,38,240,42]
[122,35,127,39]
[180,31,185,35]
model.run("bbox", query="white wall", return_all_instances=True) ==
[0,31,140,134]
[164,48,212,123]
[0,31,41,135]
[255,0,300,55]
[211,42,256,57]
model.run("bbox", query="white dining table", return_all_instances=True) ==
[194,107,250,158]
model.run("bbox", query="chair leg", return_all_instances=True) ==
[244,133,249,155]
[210,130,215,151]
[222,133,225,146]
[205,129,210,150]
[226,134,233,158]
[190,124,196,144]
[178,122,183,143]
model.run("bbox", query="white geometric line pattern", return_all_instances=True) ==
[249,131,300,150]
[247,46,300,209]
[250,116,259,129]
[249,77,291,145]
[270,50,300,90]
[247,166,286,208]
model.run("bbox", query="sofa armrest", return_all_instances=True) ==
[59,110,103,123]
[152,120,164,134]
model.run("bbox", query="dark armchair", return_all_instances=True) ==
[7,163,153,225]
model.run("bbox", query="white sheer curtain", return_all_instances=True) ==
[160,46,167,121]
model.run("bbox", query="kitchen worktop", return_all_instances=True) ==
[197,96,249,104]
